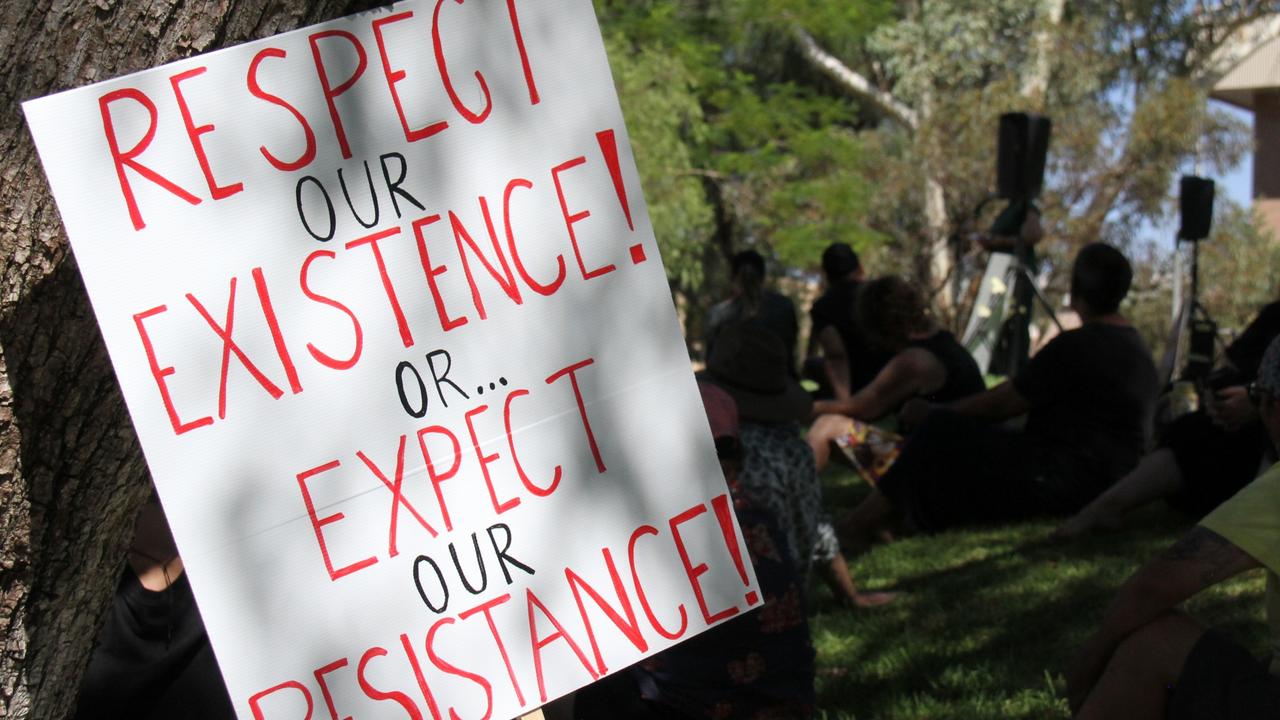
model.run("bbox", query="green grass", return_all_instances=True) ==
[807,466,1270,719]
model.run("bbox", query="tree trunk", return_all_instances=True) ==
[0,3,380,718]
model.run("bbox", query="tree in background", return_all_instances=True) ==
[595,0,893,345]
[795,0,1276,328]
[599,0,1279,340]
[1198,204,1280,336]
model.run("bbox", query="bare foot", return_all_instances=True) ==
[1050,512,1122,543]
[851,591,899,608]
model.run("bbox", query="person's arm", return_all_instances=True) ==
[1205,385,1258,432]
[813,349,940,421]
[945,380,1029,422]
[1066,527,1260,711]
[816,325,852,401]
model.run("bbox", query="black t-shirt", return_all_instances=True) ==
[909,330,986,404]
[810,281,891,392]
[1225,301,1280,383]
[1013,323,1158,505]
[75,569,234,720]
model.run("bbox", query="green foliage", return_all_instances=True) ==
[1198,202,1280,334]
[604,32,716,291]
[596,0,895,302]
[868,0,1039,105]
[596,0,1271,346]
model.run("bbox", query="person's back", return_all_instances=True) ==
[908,329,986,405]
[809,244,891,395]
[75,493,234,720]
[808,278,986,472]
[705,250,799,373]
[1016,321,1157,506]
[839,243,1158,539]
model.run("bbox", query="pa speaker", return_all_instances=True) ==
[1178,176,1214,241]
[997,113,1051,200]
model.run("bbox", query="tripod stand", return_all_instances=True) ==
[960,207,1063,376]
[1162,238,1221,387]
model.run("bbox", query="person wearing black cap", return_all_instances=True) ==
[704,320,894,608]
[806,243,892,401]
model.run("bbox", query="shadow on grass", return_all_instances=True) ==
[807,468,1270,720]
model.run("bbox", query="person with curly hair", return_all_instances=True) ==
[807,276,985,471]
[839,243,1158,546]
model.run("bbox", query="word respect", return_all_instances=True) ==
[99,0,540,231]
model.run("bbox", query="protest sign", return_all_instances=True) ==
[23,1,760,717]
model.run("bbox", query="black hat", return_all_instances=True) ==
[703,322,811,424]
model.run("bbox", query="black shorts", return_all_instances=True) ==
[1168,629,1280,719]
[1162,411,1267,518]
[877,410,1041,533]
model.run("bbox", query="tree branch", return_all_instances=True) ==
[790,25,919,129]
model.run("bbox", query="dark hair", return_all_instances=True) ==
[857,276,931,351]
[1071,243,1132,315]
[730,250,766,277]
[821,243,861,281]
[729,250,766,317]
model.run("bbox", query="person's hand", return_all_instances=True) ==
[1065,632,1116,713]
[813,399,837,418]
[1206,385,1256,432]
[898,398,935,428]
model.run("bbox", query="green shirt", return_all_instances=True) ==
[1200,461,1280,675]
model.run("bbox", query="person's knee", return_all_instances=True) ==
[808,414,848,447]
[1108,612,1203,686]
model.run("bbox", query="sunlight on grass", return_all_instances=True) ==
[809,466,1269,719]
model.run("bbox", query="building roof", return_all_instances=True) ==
[1210,20,1280,111]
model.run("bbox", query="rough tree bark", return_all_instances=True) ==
[0,2,383,718]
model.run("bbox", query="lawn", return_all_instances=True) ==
[807,466,1270,719]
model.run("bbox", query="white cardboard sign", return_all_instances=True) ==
[23,2,760,717]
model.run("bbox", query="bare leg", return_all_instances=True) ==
[837,489,896,553]
[1053,448,1183,542]
[807,414,850,473]
[1076,612,1203,719]
[818,554,898,608]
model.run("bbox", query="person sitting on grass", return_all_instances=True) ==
[839,243,1158,544]
[705,249,800,376]
[1065,334,1280,719]
[807,275,985,472]
[1053,298,1280,540]
[704,321,894,609]
[571,380,817,719]
[804,243,892,400]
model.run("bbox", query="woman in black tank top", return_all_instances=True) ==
[908,330,986,404]
[808,276,984,470]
